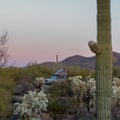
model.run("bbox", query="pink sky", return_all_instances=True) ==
[0,1,120,67]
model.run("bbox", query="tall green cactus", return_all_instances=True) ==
[89,0,112,120]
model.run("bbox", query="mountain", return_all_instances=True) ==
[60,55,95,69]
[42,52,120,70]
[113,52,120,66]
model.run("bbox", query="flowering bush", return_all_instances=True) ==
[69,76,86,101]
[14,90,48,120]
[69,75,120,109]
[13,77,48,120]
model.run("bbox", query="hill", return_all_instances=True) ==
[42,52,120,70]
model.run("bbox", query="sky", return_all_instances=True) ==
[0,0,120,67]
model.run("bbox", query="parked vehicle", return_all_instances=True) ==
[45,68,67,85]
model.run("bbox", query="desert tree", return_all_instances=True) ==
[0,32,9,67]
[89,0,112,120]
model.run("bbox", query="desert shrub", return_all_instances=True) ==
[69,75,120,112]
[47,98,68,120]
[13,77,48,120]
[113,67,120,78]
[69,75,96,112]
[0,76,15,118]
[49,80,72,97]
[26,64,54,78]
[14,90,48,120]
[47,80,77,120]
[12,65,54,83]
[66,66,95,77]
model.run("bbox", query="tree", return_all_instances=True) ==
[89,0,112,120]
[0,32,9,67]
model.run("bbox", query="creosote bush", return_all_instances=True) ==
[0,64,120,119]
[0,76,14,119]
[47,80,77,120]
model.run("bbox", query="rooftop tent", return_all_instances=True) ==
[45,68,67,85]
[53,68,67,76]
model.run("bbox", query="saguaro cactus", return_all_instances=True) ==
[89,0,112,120]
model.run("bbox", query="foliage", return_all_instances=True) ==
[66,66,95,77]
[1,64,120,119]
[48,97,73,120]
[113,67,120,78]
[12,65,54,82]
[47,80,77,120]
[69,75,120,111]
[14,90,48,120]
[49,80,71,97]
[0,76,14,118]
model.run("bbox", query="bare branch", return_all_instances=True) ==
[0,32,8,46]
[0,32,9,67]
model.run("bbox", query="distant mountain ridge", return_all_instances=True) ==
[42,52,120,69]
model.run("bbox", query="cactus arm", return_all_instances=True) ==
[88,0,112,120]
[88,41,102,55]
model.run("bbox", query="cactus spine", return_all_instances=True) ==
[89,0,112,119]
